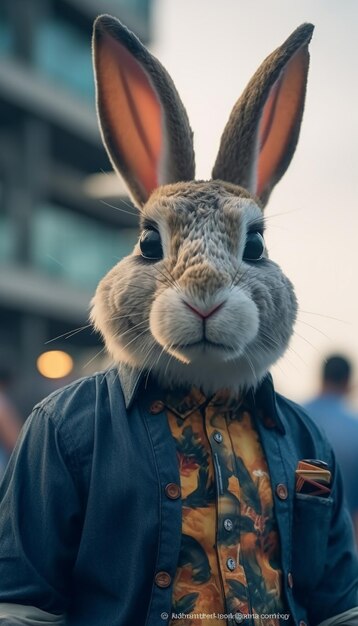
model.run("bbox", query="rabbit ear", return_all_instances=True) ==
[212,23,314,207]
[93,15,195,207]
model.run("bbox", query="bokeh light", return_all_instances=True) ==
[36,350,74,379]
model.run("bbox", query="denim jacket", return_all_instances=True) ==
[0,365,357,626]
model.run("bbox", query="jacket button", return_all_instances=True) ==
[154,571,171,588]
[287,572,294,588]
[165,483,181,499]
[150,401,165,414]
[276,483,288,500]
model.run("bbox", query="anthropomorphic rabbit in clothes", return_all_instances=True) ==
[0,15,357,626]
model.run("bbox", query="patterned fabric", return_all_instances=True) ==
[164,387,286,626]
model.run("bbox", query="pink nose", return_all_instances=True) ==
[183,301,225,320]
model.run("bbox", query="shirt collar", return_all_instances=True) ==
[116,361,285,434]
[245,374,286,434]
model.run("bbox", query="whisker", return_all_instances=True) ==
[110,366,120,387]
[100,199,138,218]
[270,357,286,378]
[262,208,302,221]
[114,319,149,341]
[100,362,116,385]
[298,309,349,324]
[160,265,181,292]
[260,335,307,371]
[83,345,107,369]
[295,318,333,341]
[231,263,253,291]
[143,343,163,389]
[45,324,92,344]
[104,312,144,323]
[230,259,245,291]
[153,265,181,293]
[242,348,258,387]
[140,269,175,291]
[258,329,282,349]
[164,343,177,378]
[115,283,152,292]
[292,329,320,354]
[120,327,150,353]
[285,347,309,370]
[258,330,305,369]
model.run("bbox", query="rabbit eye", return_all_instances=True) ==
[139,228,163,260]
[243,232,265,261]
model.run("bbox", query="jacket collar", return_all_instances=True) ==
[116,361,285,434]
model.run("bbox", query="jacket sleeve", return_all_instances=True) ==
[0,603,65,624]
[307,448,358,625]
[0,406,83,623]
[317,607,358,626]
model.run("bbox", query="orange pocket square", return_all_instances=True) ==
[295,459,332,497]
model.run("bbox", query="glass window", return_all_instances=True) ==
[118,0,150,21]
[0,6,14,57]
[33,18,94,104]
[0,181,16,262]
[30,203,138,291]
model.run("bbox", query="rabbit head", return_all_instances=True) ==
[90,16,314,394]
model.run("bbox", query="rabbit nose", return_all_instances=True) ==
[183,300,225,320]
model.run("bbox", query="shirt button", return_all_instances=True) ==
[234,614,244,624]
[154,571,172,588]
[276,483,288,500]
[223,518,234,532]
[213,431,223,443]
[226,557,236,571]
[299,622,307,626]
[287,572,294,588]
[149,401,165,414]
[165,483,181,499]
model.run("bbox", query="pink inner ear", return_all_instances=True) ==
[256,47,308,198]
[98,34,162,197]
[258,78,282,154]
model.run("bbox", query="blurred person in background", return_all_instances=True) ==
[0,368,22,480]
[305,354,358,543]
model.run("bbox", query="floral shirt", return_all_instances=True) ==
[164,387,286,626]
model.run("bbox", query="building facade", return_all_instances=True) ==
[0,0,151,415]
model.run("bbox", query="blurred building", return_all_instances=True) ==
[0,0,151,415]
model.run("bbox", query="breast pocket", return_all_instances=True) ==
[292,492,333,590]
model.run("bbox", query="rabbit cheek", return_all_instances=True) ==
[209,289,260,354]
[149,289,200,356]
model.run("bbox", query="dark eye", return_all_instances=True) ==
[139,228,163,260]
[243,232,265,261]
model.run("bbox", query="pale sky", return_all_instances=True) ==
[150,0,358,406]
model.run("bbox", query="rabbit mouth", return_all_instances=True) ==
[170,339,239,355]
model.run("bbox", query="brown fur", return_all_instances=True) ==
[93,17,313,210]
[90,19,309,395]
[212,23,314,206]
[147,179,252,205]
[93,15,195,207]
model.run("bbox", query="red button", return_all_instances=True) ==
[276,484,288,500]
[287,572,294,588]
[150,401,165,414]
[154,571,171,588]
[165,483,181,499]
